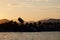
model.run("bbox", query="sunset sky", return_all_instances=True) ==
[0,0,60,21]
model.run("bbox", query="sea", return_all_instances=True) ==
[0,32,60,40]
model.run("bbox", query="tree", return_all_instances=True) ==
[18,17,24,23]
[38,21,41,25]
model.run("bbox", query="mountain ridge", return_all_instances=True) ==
[0,19,9,24]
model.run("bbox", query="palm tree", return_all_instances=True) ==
[18,17,24,23]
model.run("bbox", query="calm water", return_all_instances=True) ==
[0,32,60,40]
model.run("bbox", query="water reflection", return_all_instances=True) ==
[0,32,60,40]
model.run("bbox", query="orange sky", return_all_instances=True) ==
[0,0,60,21]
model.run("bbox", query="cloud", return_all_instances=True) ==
[32,0,49,2]
[8,2,35,8]
[56,5,60,8]
[8,0,60,8]
[8,3,18,7]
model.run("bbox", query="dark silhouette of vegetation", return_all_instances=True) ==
[0,17,60,32]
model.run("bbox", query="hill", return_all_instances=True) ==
[41,18,60,23]
[0,19,9,24]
